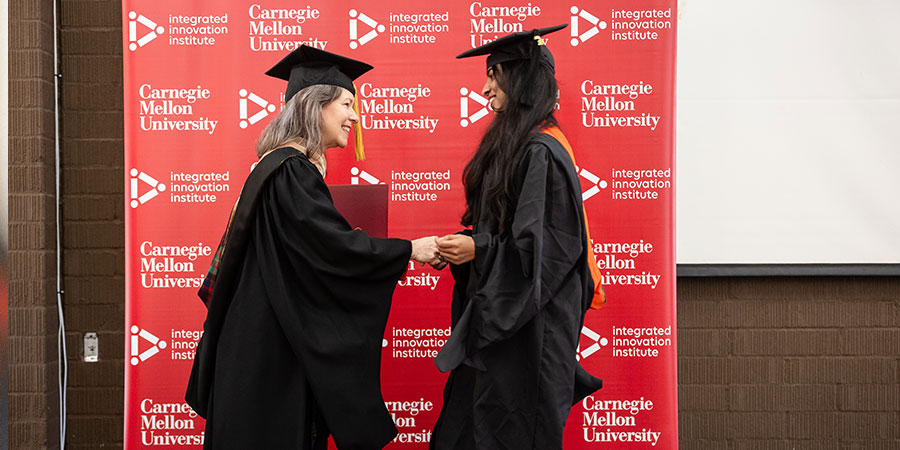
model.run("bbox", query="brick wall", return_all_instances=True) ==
[9,0,62,448]
[8,0,900,448]
[678,277,900,449]
[58,0,125,448]
[9,0,124,448]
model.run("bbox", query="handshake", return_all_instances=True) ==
[410,235,475,269]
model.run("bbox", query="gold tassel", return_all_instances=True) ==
[352,83,365,161]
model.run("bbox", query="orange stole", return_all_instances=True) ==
[540,126,606,309]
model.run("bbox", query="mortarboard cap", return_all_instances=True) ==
[265,45,373,102]
[456,24,566,106]
[265,46,373,160]
[456,24,567,72]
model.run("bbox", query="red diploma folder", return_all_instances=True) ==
[329,184,389,238]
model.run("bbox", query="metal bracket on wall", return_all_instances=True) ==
[83,333,98,362]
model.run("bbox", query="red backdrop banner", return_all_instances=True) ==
[123,1,677,448]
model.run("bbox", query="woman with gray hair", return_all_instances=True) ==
[186,46,439,450]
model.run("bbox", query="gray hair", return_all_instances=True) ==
[255,85,344,159]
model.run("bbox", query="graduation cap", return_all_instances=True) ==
[457,24,567,106]
[265,45,372,159]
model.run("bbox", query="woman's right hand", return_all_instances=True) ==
[436,234,475,265]
[411,236,440,266]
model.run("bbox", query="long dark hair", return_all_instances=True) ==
[461,60,558,233]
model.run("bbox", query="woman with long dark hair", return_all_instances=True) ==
[430,25,605,450]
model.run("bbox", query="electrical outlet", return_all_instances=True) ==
[84,332,99,362]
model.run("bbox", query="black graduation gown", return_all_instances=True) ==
[186,148,412,450]
[430,134,603,450]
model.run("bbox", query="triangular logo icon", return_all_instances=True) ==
[127,11,165,51]
[575,166,607,201]
[239,89,278,129]
[349,9,385,49]
[576,326,607,361]
[130,325,168,365]
[569,6,607,46]
[350,167,384,185]
[459,87,492,127]
[129,169,166,208]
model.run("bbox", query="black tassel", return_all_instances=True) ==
[516,34,543,107]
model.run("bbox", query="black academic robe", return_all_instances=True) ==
[430,134,603,450]
[186,148,411,450]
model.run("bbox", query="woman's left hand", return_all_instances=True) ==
[436,234,475,265]
[411,236,440,266]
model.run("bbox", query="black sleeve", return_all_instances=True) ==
[254,157,410,448]
[436,143,584,372]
